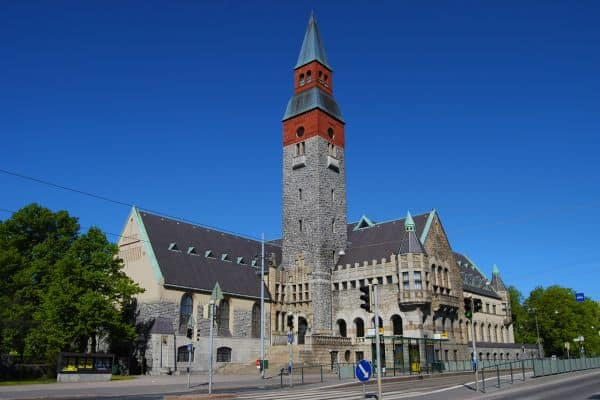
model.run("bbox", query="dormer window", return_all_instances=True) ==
[205,250,215,258]
[221,254,231,262]
[237,257,245,265]
[251,259,258,267]
[187,246,198,255]
[168,242,179,251]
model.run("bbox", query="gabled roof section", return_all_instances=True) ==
[339,212,429,265]
[282,87,344,122]
[295,13,331,70]
[353,215,376,231]
[455,252,501,299]
[399,212,426,254]
[138,211,280,300]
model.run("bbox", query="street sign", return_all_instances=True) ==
[356,359,373,382]
[187,343,193,351]
[287,332,293,344]
[576,292,585,302]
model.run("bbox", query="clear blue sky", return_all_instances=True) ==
[1,1,598,300]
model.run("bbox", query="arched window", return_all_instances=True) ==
[354,318,365,338]
[372,316,383,329]
[494,325,499,343]
[487,324,492,342]
[444,268,450,288]
[296,126,304,138]
[306,70,312,82]
[216,299,230,336]
[177,345,194,362]
[344,350,351,362]
[391,315,403,336]
[459,319,464,340]
[299,73,305,86]
[179,294,193,331]
[327,127,334,139]
[251,303,261,338]
[336,319,347,337]
[216,347,232,362]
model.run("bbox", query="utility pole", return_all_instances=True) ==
[532,309,542,358]
[208,299,215,394]
[373,284,383,400]
[260,233,265,379]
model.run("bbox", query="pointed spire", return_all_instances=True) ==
[492,264,500,276]
[404,211,415,232]
[295,13,331,69]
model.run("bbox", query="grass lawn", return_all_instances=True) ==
[0,378,55,386]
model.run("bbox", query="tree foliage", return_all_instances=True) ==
[0,204,143,365]
[510,284,600,357]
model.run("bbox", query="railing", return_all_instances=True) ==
[479,359,528,393]
[532,356,600,377]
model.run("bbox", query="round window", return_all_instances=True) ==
[296,127,305,138]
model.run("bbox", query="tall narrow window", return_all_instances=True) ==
[299,188,302,200]
[414,271,422,289]
[299,219,303,232]
[327,127,334,139]
[179,294,193,331]
[251,303,261,338]
[331,189,335,202]
[331,218,335,232]
[306,70,312,83]
[402,272,410,290]
[216,299,230,336]
[299,73,305,86]
[296,126,304,138]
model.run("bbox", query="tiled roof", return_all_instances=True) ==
[454,252,501,299]
[295,13,331,70]
[338,213,430,265]
[140,211,279,300]
[282,87,344,122]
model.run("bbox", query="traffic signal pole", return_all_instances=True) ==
[374,284,383,400]
[469,297,479,392]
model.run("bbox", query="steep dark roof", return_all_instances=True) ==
[295,13,331,69]
[282,87,344,122]
[398,229,427,254]
[454,252,501,299]
[140,211,279,300]
[338,213,429,265]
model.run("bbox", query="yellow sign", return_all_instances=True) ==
[440,332,449,339]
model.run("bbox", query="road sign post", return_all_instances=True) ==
[373,284,382,400]
[288,331,293,387]
[356,359,372,399]
[576,292,585,303]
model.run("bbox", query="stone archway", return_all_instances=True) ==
[298,317,308,344]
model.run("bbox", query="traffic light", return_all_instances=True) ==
[473,298,483,313]
[186,327,193,339]
[359,286,371,313]
[464,298,473,320]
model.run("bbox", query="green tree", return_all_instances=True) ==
[0,204,143,367]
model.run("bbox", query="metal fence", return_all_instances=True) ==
[533,357,600,377]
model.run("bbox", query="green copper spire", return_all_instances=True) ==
[295,13,331,69]
[405,211,415,232]
[492,264,500,276]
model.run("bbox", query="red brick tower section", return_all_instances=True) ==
[283,61,344,149]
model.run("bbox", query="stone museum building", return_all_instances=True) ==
[118,14,536,375]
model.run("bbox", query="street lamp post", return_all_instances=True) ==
[530,308,542,358]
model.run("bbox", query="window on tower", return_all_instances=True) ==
[295,141,305,157]
[306,70,312,83]
[331,189,335,202]
[331,218,335,232]
[299,188,302,200]
[299,73,305,86]
[328,143,336,157]
[296,126,304,138]
[299,219,303,232]
[327,127,334,139]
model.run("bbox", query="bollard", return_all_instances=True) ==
[280,369,283,388]
[301,366,304,384]
[510,362,514,384]
[320,364,324,382]
[338,363,341,380]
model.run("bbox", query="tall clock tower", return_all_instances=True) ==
[281,14,347,335]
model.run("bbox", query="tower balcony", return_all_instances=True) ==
[326,155,340,172]
[398,289,431,307]
[292,155,307,169]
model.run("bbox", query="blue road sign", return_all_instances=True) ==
[355,359,372,382]
[576,292,585,303]
[287,332,293,344]
[187,343,193,351]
